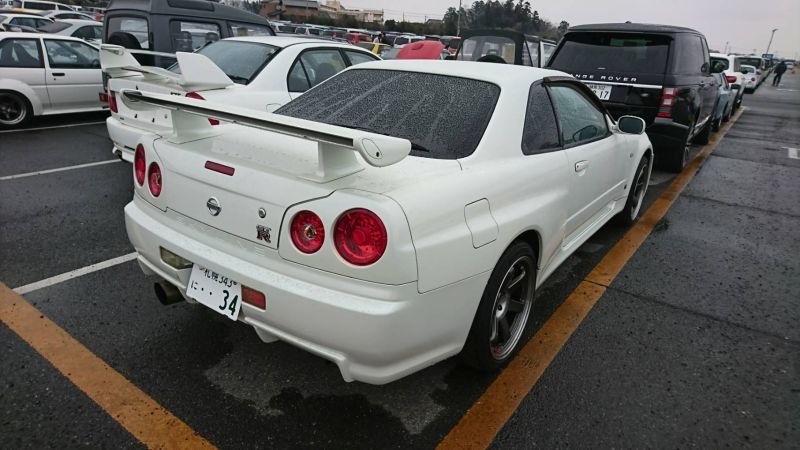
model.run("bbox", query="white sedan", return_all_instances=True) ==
[121,60,653,384]
[39,19,103,45]
[101,36,380,161]
[0,32,105,127]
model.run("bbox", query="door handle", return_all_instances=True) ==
[575,160,589,172]
[52,73,65,77]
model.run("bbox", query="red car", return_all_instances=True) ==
[396,41,448,60]
[344,33,371,45]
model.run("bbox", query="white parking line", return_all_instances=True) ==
[783,147,799,159]
[0,121,107,134]
[13,253,138,295]
[0,159,122,181]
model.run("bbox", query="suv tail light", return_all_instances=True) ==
[290,210,325,254]
[109,91,118,113]
[726,75,737,83]
[148,162,162,197]
[656,87,678,119]
[134,144,146,186]
[185,92,219,125]
[334,208,387,266]
[751,76,756,82]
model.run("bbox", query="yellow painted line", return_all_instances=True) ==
[0,282,216,450]
[437,108,745,450]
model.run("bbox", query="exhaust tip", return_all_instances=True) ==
[154,280,184,306]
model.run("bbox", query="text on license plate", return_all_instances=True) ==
[586,83,613,100]
[187,265,242,321]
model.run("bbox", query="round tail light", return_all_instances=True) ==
[148,162,162,197]
[134,144,146,186]
[334,208,387,266]
[290,210,325,254]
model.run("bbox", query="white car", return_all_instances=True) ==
[710,52,745,110]
[39,19,103,45]
[42,10,96,20]
[2,0,76,11]
[740,64,758,91]
[0,32,105,127]
[0,12,53,29]
[120,60,653,384]
[102,36,380,162]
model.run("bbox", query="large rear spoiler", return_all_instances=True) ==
[119,89,412,183]
[100,44,234,91]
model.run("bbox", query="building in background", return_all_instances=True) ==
[260,0,382,23]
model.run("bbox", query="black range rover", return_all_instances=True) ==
[547,23,719,172]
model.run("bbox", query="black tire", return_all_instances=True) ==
[612,153,651,226]
[711,115,722,132]
[722,104,731,123]
[692,117,712,145]
[461,241,537,371]
[0,91,32,128]
[661,120,693,173]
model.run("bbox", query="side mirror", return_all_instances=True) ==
[617,116,646,135]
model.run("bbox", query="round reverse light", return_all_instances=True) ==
[148,162,162,197]
[134,144,146,186]
[290,210,325,254]
[334,208,387,266]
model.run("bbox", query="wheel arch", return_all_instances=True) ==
[0,80,43,116]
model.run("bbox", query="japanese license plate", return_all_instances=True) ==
[187,265,242,321]
[586,83,613,100]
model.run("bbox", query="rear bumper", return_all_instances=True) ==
[125,195,487,384]
[646,118,691,155]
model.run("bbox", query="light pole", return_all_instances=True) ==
[764,28,778,56]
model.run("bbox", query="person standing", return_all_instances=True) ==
[772,62,787,87]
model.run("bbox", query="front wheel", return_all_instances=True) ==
[613,153,651,226]
[460,242,537,371]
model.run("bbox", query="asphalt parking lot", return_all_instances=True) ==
[1,73,798,449]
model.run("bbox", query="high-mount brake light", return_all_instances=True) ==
[334,208,387,266]
[290,210,325,254]
[657,87,677,119]
[148,162,162,197]
[185,92,220,125]
[134,144,146,186]
[109,91,118,113]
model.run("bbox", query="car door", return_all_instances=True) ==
[0,37,49,109]
[42,38,102,111]
[548,82,624,242]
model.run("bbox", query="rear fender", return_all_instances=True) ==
[0,79,44,115]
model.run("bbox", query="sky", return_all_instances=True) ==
[342,0,800,58]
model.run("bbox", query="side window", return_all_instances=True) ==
[73,25,102,40]
[548,84,609,146]
[170,21,220,52]
[44,39,99,69]
[542,43,556,65]
[287,61,310,92]
[522,84,561,154]
[344,50,377,66]
[699,37,710,73]
[673,34,706,74]
[296,49,347,89]
[525,40,540,66]
[0,38,43,68]
[35,18,52,28]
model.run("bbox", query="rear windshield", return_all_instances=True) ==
[711,57,729,71]
[550,32,671,74]
[458,36,516,63]
[38,20,71,33]
[275,69,500,159]
[737,57,762,69]
[170,40,278,85]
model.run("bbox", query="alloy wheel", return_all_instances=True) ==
[490,255,535,360]
[629,157,650,221]
[0,93,26,126]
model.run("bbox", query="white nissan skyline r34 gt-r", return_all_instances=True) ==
[122,60,653,384]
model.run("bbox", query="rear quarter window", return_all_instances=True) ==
[275,69,500,159]
[550,32,670,75]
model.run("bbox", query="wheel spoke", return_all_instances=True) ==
[490,317,498,343]
[507,298,525,313]
[498,317,511,342]
[505,269,526,290]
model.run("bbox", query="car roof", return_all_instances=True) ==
[0,31,94,43]
[568,22,701,35]
[224,35,355,48]
[348,59,568,86]
[59,18,100,25]
[2,12,47,17]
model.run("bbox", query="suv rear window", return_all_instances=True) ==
[737,57,762,70]
[550,32,671,74]
[275,69,500,159]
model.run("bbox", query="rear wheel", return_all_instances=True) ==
[692,117,712,145]
[613,153,651,226]
[662,120,693,173]
[461,241,537,371]
[0,91,31,128]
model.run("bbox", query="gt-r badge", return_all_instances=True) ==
[256,225,271,243]
[207,197,221,216]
